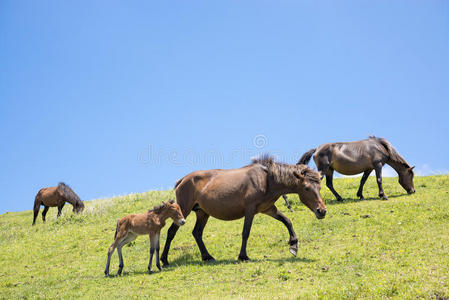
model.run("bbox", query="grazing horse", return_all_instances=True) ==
[32,182,85,225]
[104,200,186,277]
[160,156,326,267]
[298,136,415,201]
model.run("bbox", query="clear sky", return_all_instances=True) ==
[1,1,448,214]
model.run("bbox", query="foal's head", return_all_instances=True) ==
[156,200,186,226]
[293,165,327,219]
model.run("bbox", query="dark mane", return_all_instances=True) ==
[148,199,175,214]
[369,136,410,167]
[57,182,83,206]
[252,155,321,186]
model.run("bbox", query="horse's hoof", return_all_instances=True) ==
[162,262,170,268]
[157,264,162,271]
[149,270,154,274]
[289,246,298,257]
[104,272,109,277]
[380,195,388,200]
[336,197,343,202]
[238,255,250,261]
[202,255,216,262]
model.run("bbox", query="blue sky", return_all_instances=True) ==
[1,1,448,214]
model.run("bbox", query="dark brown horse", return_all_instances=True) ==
[298,136,415,201]
[104,200,186,277]
[160,156,326,266]
[32,182,85,225]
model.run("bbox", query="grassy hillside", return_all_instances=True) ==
[0,175,448,299]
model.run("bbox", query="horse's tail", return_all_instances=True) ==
[174,176,187,189]
[33,189,43,210]
[57,182,82,205]
[373,137,409,167]
[297,148,316,165]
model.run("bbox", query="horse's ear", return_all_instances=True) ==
[317,171,322,178]
[168,199,175,204]
[410,166,415,170]
[294,170,304,181]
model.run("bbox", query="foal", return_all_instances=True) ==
[104,200,186,277]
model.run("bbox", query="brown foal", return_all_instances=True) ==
[104,200,186,277]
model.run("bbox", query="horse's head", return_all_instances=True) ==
[73,201,85,213]
[164,200,186,226]
[398,166,415,194]
[293,166,326,219]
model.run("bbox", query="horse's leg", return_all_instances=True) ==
[238,209,256,261]
[57,202,65,218]
[282,194,294,212]
[325,169,343,201]
[192,209,215,262]
[356,170,372,200]
[263,205,298,256]
[42,206,49,222]
[374,163,388,200]
[161,204,192,267]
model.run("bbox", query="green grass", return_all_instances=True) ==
[1,175,448,299]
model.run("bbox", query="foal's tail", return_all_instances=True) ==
[297,148,316,165]
[114,219,120,239]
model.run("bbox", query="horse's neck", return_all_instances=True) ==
[386,160,406,174]
[269,180,296,197]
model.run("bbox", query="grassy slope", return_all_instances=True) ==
[0,175,448,299]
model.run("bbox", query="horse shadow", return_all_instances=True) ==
[324,192,407,206]
[164,254,316,268]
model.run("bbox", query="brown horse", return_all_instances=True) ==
[32,182,85,225]
[160,156,326,266]
[104,200,186,277]
[298,136,415,201]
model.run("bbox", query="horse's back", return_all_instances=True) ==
[316,139,388,175]
[37,186,61,207]
[176,165,268,220]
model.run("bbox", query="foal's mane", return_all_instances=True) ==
[369,136,410,168]
[252,155,320,186]
[149,199,176,214]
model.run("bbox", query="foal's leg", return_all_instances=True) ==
[116,233,137,276]
[263,205,298,256]
[325,169,343,201]
[148,232,161,274]
[374,163,388,200]
[105,230,127,277]
[356,170,372,200]
[238,208,256,261]
[282,194,294,212]
[57,202,65,217]
[42,206,49,222]
[192,209,215,262]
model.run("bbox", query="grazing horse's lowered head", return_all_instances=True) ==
[398,165,415,194]
[254,156,326,219]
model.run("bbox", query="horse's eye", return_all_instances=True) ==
[304,187,310,192]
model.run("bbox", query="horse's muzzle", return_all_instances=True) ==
[178,219,186,226]
[408,188,415,194]
[315,208,326,219]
